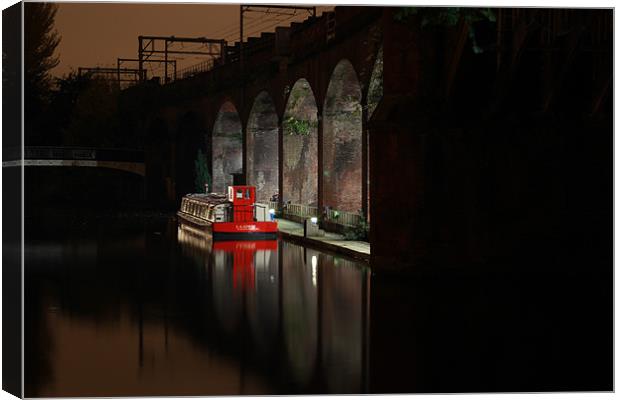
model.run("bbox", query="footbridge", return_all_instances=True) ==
[3,146,145,176]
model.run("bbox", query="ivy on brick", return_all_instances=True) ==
[283,116,317,136]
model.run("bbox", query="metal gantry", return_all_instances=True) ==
[98,5,320,88]
[137,36,226,83]
[78,67,143,86]
[117,58,177,87]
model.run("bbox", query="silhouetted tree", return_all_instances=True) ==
[3,4,22,148]
[45,71,91,143]
[24,2,60,143]
[62,75,121,147]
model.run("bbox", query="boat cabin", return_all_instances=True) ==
[228,185,255,222]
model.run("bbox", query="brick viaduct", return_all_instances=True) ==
[121,7,612,273]
[134,7,381,213]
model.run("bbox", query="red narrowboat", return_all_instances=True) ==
[177,185,278,240]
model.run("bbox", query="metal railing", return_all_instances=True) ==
[178,59,216,79]
[323,208,363,227]
[274,202,363,227]
[1,146,145,162]
[282,203,318,220]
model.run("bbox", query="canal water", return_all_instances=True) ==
[24,215,611,396]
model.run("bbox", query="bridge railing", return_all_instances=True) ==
[19,146,144,162]
[25,147,97,160]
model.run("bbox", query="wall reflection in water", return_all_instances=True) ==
[26,220,370,396]
[26,217,611,395]
[177,224,370,393]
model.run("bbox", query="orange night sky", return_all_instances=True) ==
[51,2,333,78]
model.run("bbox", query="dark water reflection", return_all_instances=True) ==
[25,216,611,396]
[25,218,369,396]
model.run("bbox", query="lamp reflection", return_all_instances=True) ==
[177,224,370,393]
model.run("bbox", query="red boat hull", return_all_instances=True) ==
[211,221,278,240]
[177,211,278,240]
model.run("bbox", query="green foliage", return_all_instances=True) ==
[394,7,496,54]
[194,149,211,193]
[283,81,318,136]
[343,215,369,241]
[283,116,316,136]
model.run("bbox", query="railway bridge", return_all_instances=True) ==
[121,7,612,271]
[126,7,384,232]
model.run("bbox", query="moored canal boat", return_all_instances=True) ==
[177,185,278,240]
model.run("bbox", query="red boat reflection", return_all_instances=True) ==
[178,223,277,291]
[177,223,369,392]
[213,240,278,290]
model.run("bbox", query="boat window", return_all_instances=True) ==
[245,189,251,199]
[236,189,243,199]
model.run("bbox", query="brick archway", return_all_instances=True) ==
[212,101,243,193]
[282,78,319,206]
[323,59,363,213]
[247,91,279,202]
